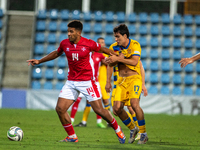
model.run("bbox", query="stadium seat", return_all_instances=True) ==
[58,33,67,43]
[195,87,200,96]
[36,21,46,31]
[59,22,68,32]
[172,50,182,60]
[172,38,182,48]
[150,49,159,59]
[195,15,200,26]
[93,23,103,34]
[43,81,53,90]
[45,60,55,68]
[196,62,200,73]
[37,10,47,20]
[149,73,159,83]
[71,10,81,20]
[83,11,92,21]
[128,25,136,35]
[160,86,170,95]
[47,33,57,44]
[0,9,3,18]
[82,34,91,39]
[150,37,159,47]
[139,12,148,24]
[173,61,182,72]
[172,86,182,95]
[183,15,193,25]
[56,69,66,80]
[173,14,182,25]
[148,85,158,94]
[49,9,58,20]
[138,25,148,35]
[161,73,170,84]
[141,48,147,59]
[161,37,170,48]
[57,57,68,68]
[150,61,160,71]
[150,13,159,24]
[195,27,200,37]
[60,9,69,20]
[195,39,200,49]
[31,81,41,89]
[196,75,200,86]
[138,37,147,47]
[161,49,170,60]
[35,32,45,43]
[82,22,91,33]
[127,12,137,23]
[105,11,114,22]
[48,21,57,32]
[183,86,193,95]
[150,25,159,36]
[161,61,170,72]
[116,11,125,22]
[173,74,182,85]
[44,69,54,80]
[161,25,171,36]
[46,44,56,54]
[161,13,170,24]
[94,10,103,22]
[184,50,193,58]
[184,38,193,49]
[32,68,42,79]
[55,81,64,90]
[104,35,114,47]
[34,44,45,55]
[173,26,182,37]
[184,64,194,73]
[184,74,194,85]
[104,23,114,34]
[184,27,193,37]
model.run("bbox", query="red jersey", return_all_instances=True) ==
[92,52,105,81]
[57,37,101,81]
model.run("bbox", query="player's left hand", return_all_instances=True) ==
[179,58,193,68]
[142,84,148,97]
[105,53,119,64]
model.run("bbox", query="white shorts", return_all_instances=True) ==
[59,80,102,102]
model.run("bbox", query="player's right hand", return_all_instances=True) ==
[105,82,112,93]
[26,59,40,66]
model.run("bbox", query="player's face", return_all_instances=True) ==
[114,32,127,47]
[68,27,81,43]
[98,39,105,47]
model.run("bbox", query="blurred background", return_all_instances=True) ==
[0,0,200,115]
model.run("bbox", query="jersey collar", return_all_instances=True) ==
[120,39,130,49]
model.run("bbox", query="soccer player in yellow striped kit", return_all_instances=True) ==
[106,24,148,144]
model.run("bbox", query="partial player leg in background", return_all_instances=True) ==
[70,97,82,124]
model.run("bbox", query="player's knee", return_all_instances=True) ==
[55,105,64,114]
[113,107,122,115]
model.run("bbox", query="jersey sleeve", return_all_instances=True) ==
[131,42,141,57]
[57,41,64,53]
[89,39,101,52]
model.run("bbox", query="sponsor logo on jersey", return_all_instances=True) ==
[134,51,140,54]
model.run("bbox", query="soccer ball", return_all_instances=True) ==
[7,126,24,141]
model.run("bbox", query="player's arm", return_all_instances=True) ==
[98,47,118,56]
[105,65,113,93]
[179,52,200,68]
[140,61,148,97]
[27,50,63,66]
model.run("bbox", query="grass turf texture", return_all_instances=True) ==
[0,109,199,150]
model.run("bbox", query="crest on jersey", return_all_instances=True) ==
[81,47,86,51]
[128,49,132,54]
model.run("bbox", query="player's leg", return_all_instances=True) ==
[70,97,82,124]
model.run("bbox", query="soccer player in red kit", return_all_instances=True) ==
[27,20,126,143]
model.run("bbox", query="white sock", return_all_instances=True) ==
[82,121,87,125]
[71,118,74,123]
[115,125,121,133]
[97,119,102,124]
[68,134,77,138]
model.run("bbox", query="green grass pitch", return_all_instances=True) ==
[0,109,199,150]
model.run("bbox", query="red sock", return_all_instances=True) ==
[63,123,75,136]
[70,97,81,119]
[109,118,119,130]
[96,114,101,119]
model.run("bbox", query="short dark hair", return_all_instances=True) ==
[67,20,83,31]
[97,37,104,42]
[113,24,129,38]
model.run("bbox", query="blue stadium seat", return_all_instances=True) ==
[116,11,125,22]
[46,44,56,54]
[172,50,182,60]
[184,27,193,37]
[138,25,148,35]
[184,74,194,85]
[195,15,200,26]
[93,23,103,34]
[31,81,41,89]
[56,69,66,80]
[49,9,58,20]
[94,11,103,22]
[173,26,182,36]
[127,13,137,23]
[45,60,55,68]
[184,38,193,49]
[43,81,53,90]
[58,33,67,43]
[83,11,92,21]
[150,49,159,59]
[196,88,200,96]
[161,61,170,72]
[71,10,81,20]
[184,50,193,58]
[141,48,147,59]
[128,25,136,35]
[44,69,54,80]
[173,74,182,85]
[0,20,2,29]
[173,38,182,48]
[161,13,170,24]
[32,68,42,79]
[195,39,200,49]
[150,25,159,36]
[59,22,68,32]
[37,10,47,20]
[55,82,64,90]
[150,61,159,72]
[0,9,3,18]
[173,61,182,72]
[183,15,193,25]
[82,34,91,39]
[161,49,170,60]
[161,25,171,36]
[161,73,170,84]
[57,57,68,68]
[150,13,159,24]
[104,23,114,34]
[161,37,170,48]
[160,86,170,95]
[149,73,159,83]
[105,11,114,22]
[150,37,159,47]
[139,12,148,23]
[104,35,114,47]
[173,14,182,25]
[184,64,194,73]
[148,85,158,94]
[60,9,69,20]
[34,44,45,55]
[36,21,46,31]
[82,22,91,33]
[47,33,57,44]
[172,86,182,95]
[184,86,193,95]
[195,27,200,37]
[48,21,57,32]
[138,37,147,47]
[196,75,200,86]
[35,32,45,43]
[196,62,200,73]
